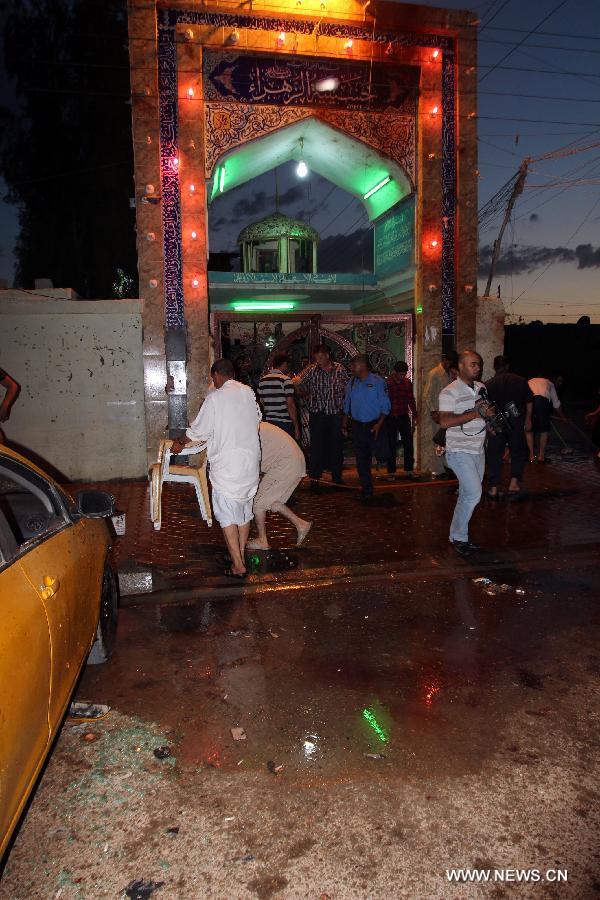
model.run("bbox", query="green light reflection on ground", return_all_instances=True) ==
[362,707,388,743]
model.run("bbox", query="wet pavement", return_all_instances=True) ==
[1,449,600,898]
[68,444,600,592]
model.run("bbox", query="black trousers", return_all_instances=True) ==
[267,419,295,438]
[386,414,414,473]
[352,421,378,497]
[309,412,344,481]
[486,417,528,487]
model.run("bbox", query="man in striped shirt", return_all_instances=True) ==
[257,353,300,440]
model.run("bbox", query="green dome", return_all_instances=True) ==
[238,212,319,244]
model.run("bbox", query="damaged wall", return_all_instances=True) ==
[0,297,147,480]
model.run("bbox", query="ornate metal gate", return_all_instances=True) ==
[211,313,413,381]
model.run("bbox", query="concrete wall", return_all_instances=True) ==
[0,297,147,481]
[475,296,506,382]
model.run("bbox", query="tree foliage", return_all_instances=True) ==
[1,0,137,297]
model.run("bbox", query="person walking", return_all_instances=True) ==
[485,355,533,497]
[295,344,349,489]
[247,422,312,550]
[527,373,567,463]
[385,360,417,480]
[424,352,458,477]
[257,352,300,440]
[342,355,390,503]
[439,350,492,556]
[171,359,261,578]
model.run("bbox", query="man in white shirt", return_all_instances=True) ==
[171,359,261,578]
[439,350,492,556]
[527,375,567,463]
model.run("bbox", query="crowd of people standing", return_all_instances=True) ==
[166,338,590,571]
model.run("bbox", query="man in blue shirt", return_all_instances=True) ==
[342,355,391,502]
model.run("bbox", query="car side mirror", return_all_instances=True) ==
[76,490,115,519]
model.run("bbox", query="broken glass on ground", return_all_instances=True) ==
[472,577,522,596]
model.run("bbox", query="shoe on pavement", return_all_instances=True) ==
[296,521,312,546]
[451,540,471,556]
[467,541,481,551]
[310,479,320,492]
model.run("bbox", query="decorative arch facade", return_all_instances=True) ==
[128,1,479,463]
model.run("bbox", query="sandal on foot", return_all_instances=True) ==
[224,568,247,579]
[296,522,313,546]
[246,539,270,551]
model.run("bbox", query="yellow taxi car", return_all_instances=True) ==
[0,444,118,859]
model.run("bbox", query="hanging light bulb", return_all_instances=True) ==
[296,137,308,178]
[344,38,354,54]
[432,48,440,60]
[187,87,194,100]
[277,30,285,48]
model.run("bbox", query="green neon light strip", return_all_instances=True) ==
[219,166,225,193]
[362,708,388,743]
[363,176,391,200]
[232,301,296,311]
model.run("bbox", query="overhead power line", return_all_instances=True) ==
[479,0,569,83]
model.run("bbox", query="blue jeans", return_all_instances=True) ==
[445,450,485,543]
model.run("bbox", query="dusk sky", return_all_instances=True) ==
[2,0,599,322]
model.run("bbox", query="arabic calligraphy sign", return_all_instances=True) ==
[204,51,418,113]
[374,195,415,279]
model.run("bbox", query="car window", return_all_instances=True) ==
[0,461,69,564]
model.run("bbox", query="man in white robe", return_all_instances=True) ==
[171,359,261,577]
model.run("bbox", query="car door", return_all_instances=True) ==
[0,509,51,855]
[0,457,81,731]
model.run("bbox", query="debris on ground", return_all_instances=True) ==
[81,731,101,743]
[472,577,516,596]
[236,854,256,863]
[364,753,386,760]
[153,746,173,760]
[68,701,111,721]
[165,826,179,835]
[124,880,165,900]
[230,727,247,741]
[267,760,284,775]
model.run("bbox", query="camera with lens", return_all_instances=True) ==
[475,387,520,435]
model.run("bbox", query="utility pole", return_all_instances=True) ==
[483,159,529,298]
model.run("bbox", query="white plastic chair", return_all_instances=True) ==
[149,439,212,531]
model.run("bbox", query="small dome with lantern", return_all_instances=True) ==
[238,211,319,275]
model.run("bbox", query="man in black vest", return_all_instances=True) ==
[485,355,533,497]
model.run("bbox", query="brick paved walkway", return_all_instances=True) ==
[71,444,600,590]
